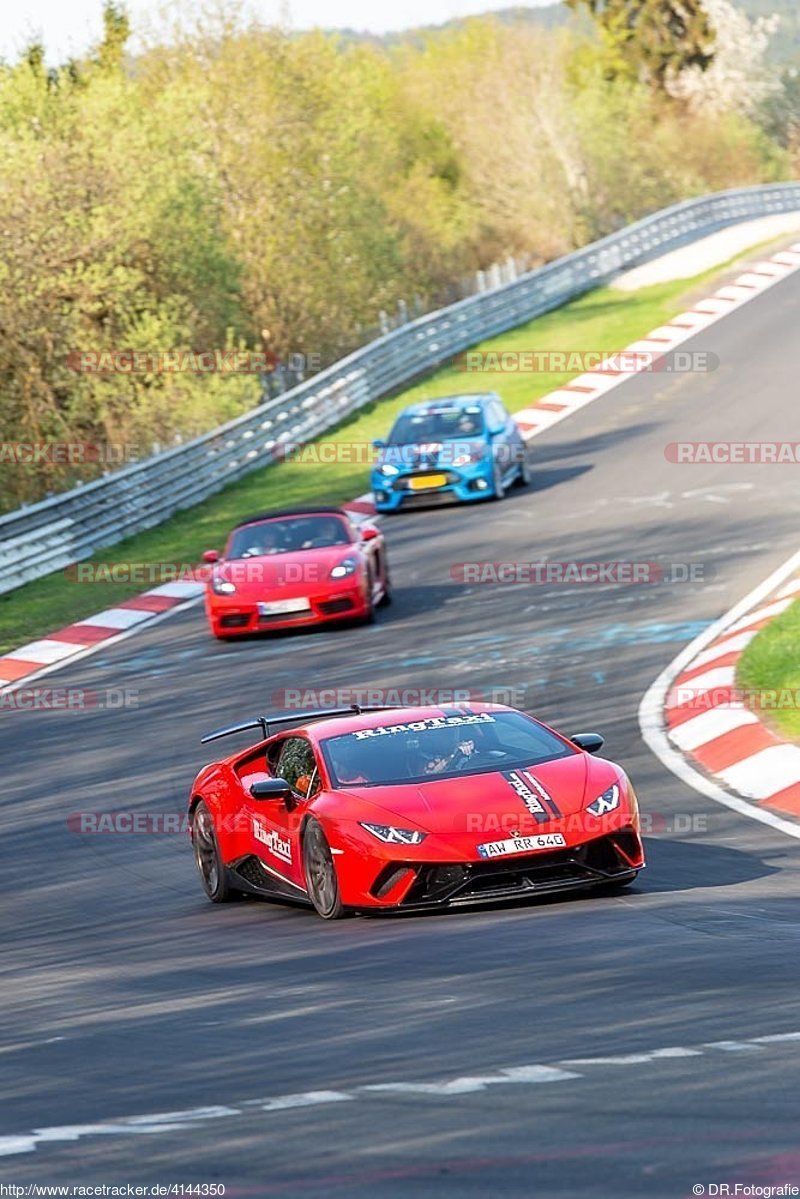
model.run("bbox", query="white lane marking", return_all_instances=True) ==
[500,1065,582,1083]
[0,1036,65,1056]
[116,1106,239,1125]
[704,1041,762,1052]
[259,1091,353,1111]
[0,1138,37,1156]
[561,1048,703,1066]
[718,745,800,799]
[31,1123,193,1142]
[639,546,800,842]
[365,1079,502,1096]
[681,485,756,500]
[76,607,155,629]
[724,597,792,635]
[776,576,800,599]
[669,706,759,751]
[364,1065,579,1096]
[3,1033,800,1157]
[690,630,758,670]
[3,639,82,664]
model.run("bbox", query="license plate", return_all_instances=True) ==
[408,473,448,491]
[257,598,311,616]
[476,833,566,859]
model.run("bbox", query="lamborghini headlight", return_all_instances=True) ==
[586,784,620,817]
[360,823,427,845]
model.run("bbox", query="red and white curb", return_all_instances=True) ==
[2,240,800,696]
[0,582,205,694]
[509,243,800,442]
[640,549,800,840]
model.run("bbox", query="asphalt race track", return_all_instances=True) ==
[2,262,800,1197]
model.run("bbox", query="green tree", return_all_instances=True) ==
[564,0,716,90]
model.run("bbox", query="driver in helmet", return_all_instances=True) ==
[241,522,283,557]
[421,732,477,775]
[424,738,476,774]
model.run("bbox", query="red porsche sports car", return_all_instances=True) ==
[188,704,645,918]
[202,507,390,639]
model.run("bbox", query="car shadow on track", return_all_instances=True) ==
[528,420,661,465]
[635,837,781,893]
[347,838,781,921]
[528,464,593,494]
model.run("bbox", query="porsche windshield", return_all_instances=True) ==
[321,711,573,787]
[387,407,485,445]
[227,515,352,559]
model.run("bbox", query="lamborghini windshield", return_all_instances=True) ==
[321,711,573,787]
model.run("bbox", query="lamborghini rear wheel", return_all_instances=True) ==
[192,801,237,903]
[302,819,346,919]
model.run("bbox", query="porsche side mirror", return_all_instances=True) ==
[202,549,220,564]
[250,778,293,801]
[360,524,380,542]
[571,733,605,755]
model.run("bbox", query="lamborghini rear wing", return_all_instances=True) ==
[201,705,393,745]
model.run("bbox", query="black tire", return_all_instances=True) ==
[361,568,377,624]
[192,801,237,903]
[302,819,347,919]
[379,569,393,607]
[491,462,506,501]
[515,448,532,488]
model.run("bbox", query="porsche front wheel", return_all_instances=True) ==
[303,819,346,919]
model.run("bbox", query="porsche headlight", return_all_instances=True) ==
[330,557,358,580]
[360,823,427,845]
[211,575,237,595]
[586,783,620,817]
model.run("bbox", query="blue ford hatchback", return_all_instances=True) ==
[370,393,530,513]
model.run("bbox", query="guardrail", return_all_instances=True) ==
[3,182,800,595]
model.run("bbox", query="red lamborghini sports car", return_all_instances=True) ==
[188,704,645,918]
[202,507,391,639]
